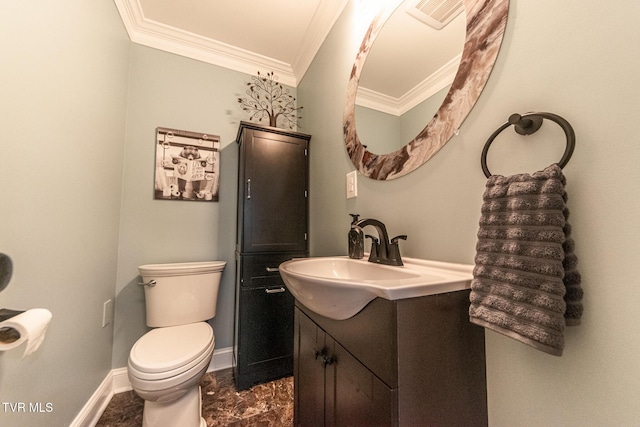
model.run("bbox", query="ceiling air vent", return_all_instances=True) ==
[406,0,463,30]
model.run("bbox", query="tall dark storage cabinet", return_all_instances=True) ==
[234,121,311,391]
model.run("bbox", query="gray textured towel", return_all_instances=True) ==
[469,164,583,356]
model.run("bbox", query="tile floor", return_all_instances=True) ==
[95,369,293,427]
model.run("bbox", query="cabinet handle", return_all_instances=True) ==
[265,287,285,294]
[246,179,251,199]
[265,267,279,272]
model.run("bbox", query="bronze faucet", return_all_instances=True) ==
[351,218,406,266]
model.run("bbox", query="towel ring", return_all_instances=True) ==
[481,112,576,177]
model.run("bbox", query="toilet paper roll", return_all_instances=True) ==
[0,309,52,358]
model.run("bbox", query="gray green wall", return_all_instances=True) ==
[0,1,130,426]
[299,1,640,426]
[0,2,284,425]
[354,105,401,154]
[355,85,450,154]
[112,44,252,368]
[2,0,639,426]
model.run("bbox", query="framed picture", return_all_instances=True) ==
[154,127,220,202]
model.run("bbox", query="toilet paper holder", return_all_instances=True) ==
[0,256,53,356]
[0,253,13,293]
[0,308,24,322]
[0,255,22,324]
[0,308,25,344]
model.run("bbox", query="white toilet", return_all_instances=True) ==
[127,261,226,427]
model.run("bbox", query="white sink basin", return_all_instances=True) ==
[279,256,473,320]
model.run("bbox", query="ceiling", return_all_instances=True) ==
[113,0,349,87]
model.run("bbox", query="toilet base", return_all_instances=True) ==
[142,385,204,427]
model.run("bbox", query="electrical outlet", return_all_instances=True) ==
[102,299,113,328]
[346,171,358,199]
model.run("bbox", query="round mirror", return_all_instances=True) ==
[344,0,510,180]
[356,0,466,155]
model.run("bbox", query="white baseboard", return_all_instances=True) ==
[111,367,131,394]
[208,345,234,372]
[70,346,234,427]
[69,372,115,427]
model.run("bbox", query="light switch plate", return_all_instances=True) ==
[346,171,358,199]
[102,299,113,328]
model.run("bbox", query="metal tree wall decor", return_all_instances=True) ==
[238,71,303,129]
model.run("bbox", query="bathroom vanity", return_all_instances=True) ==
[293,290,488,426]
[234,122,311,391]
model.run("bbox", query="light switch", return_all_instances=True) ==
[102,299,113,328]
[346,171,358,199]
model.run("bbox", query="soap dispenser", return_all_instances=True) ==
[348,214,364,259]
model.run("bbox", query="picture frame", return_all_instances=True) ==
[154,127,220,202]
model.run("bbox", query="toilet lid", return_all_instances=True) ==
[129,322,214,374]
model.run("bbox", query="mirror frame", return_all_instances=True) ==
[344,0,510,180]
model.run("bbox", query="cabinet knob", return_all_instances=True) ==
[314,348,335,367]
[321,355,335,367]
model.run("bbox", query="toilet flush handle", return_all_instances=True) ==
[138,280,156,287]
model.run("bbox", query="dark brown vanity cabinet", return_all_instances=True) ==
[294,291,488,427]
[234,122,310,391]
[295,308,395,427]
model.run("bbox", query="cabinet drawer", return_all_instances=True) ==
[240,253,307,288]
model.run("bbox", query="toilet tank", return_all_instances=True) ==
[138,261,226,328]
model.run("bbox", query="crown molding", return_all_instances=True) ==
[356,53,462,116]
[291,0,350,82]
[114,0,347,87]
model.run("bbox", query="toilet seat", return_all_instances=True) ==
[129,322,214,381]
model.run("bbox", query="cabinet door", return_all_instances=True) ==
[295,308,395,427]
[327,341,395,427]
[239,285,294,366]
[294,308,327,427]
[241,129,308,253]
[236,284,294,389]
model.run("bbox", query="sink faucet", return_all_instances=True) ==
[351,218,407,266]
